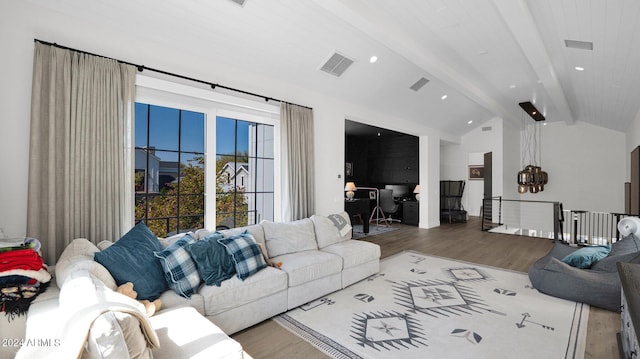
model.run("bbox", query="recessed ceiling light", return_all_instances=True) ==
[509,84,516,89]
[369,56,378,63]
[441,94,448,100]
[478,50,488,55]
[467,120,473,125]
[575,66,585,71]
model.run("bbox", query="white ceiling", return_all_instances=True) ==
[23,0,640,137]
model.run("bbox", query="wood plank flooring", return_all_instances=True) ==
[232,217,620,359]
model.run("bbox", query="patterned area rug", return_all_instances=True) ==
[274,251,588,359]
[351,224,398,239]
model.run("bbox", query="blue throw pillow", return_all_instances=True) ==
[185,232,236,286]
[94,222,167,301]
[154,234,201,298]
[217,231,267,281]
[561,245,611,269]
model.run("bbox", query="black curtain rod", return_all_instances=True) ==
[34,39,312,110]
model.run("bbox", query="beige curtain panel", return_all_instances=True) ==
[27,42,136,265]
[280,103,315,221]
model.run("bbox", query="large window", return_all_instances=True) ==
[135,76,280,234]
[134,103,205,237]
[216,117,274,228]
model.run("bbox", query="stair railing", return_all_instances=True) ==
[482,196,637,245]
[481,197,563,241]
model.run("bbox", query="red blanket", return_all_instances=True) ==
[0,249,43,272]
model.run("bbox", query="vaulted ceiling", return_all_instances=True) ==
[24,0,640,138]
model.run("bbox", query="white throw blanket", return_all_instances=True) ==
[16,270,160,358]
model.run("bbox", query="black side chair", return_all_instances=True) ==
[379,189,400,225]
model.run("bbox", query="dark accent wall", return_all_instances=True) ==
[345,133,418,188]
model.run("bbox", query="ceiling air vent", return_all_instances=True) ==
[410,77,430,92]
[319,52,354,77]
[564,39,593,51]
[229,0,247,7]
[482,126,492,132]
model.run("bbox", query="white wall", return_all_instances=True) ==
[502,120,521,200]
[0,5,36,239]
[0,1,448,237]
[441,117,626,215]
[440,117,505,216]
[420,134,441,228]
[519,121,625,213]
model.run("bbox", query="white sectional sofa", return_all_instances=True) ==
[160,213,381,333]
[7,212,380,358]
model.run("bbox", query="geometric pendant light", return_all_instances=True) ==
[517,102,548,194]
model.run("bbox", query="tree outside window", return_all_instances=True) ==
[134,104,274,236]
[134,103,205,237]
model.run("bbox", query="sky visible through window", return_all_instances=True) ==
[134,104,248,157]
[216,117,249,156]
[135,104,204,156]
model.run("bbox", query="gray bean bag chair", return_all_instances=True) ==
[528,234,640,311]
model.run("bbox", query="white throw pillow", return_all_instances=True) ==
[193,228,212,240]
[311,215,343,249]
[261,218,318,257]
[57,238,98,264]
[59,258,117,291]
[56,238,116,290]
[96,241,113,251]
[158,232,192,248]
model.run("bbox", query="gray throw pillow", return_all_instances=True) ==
[328,212,352,241]
[588,234,640,273]
[610,234,640,256]
[590,251,640,272]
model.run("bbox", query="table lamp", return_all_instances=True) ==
[344,182,357,200]
[413,184,421,201]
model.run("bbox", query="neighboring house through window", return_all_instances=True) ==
[134,76,280,236]
[216,117,274,228]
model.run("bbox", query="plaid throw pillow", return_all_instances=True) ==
[217,231,267,281]
[154,234,201,298]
